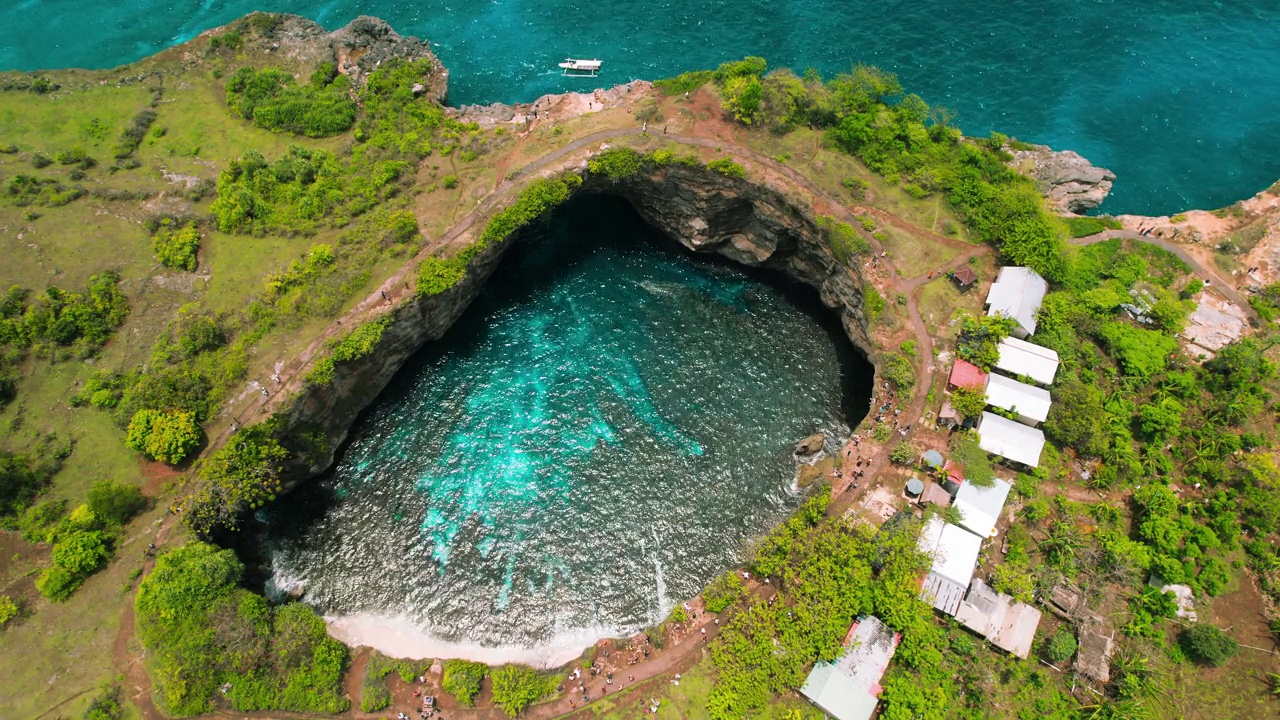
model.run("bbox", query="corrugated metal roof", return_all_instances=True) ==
[949,359,988,390]
[996,337,1059,385]
[977,412,1045,467]
[953,478,1013,538]
[917,516,982,616]
[985,267,1048,336]
[985,373,1052,424]
[800,616,900,720]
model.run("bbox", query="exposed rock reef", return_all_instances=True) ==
[273,162,873,486]
[1009,143,1115,213]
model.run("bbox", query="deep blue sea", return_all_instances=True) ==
[1,1,1278,215]
[261,196,868,660]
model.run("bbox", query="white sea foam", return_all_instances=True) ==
[324,613,625,669]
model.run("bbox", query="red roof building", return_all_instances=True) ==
[948,359,988,391]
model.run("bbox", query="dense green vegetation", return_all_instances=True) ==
[490,664,556,716]
[185,423,288,535]
[708,488,935,719]
[135,542,349,716]
[226,64,358,138]
[0,441,64,517]
[442,658,488,705]
[151,220,201,271]
[125,408,201,465]
[707,57,1070,280]
[306,315,391,386]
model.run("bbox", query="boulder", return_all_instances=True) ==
[795,432,826,456]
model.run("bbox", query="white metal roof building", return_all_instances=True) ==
[799,616,900,720]
[995,337,1059,386]
[984,373,1052,426]
[917,516,983,616]
[952,477,1013,538]
[977,412,1045,468]
[985,267,1048,338]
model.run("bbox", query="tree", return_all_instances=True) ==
[949,435,994,487]
[1137,395,1185,439]
[956,314,1015,370]
[490,665,551,716]
[51,530,111,575]
[126,409,201,465]
[1044,377,1110,456]
[889,442,916,465]
[1181,623,1237,666]
[949,385,987,422]
[87,479,146,525]
[1043,631,1078,663]
[152,222,201,271]
[441,659,487,705]
[704,570,745,613]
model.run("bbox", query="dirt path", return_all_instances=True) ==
[1074,229,1258,321]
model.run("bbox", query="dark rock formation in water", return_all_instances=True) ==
[272,161,875,489]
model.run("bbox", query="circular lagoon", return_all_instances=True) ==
[261,195,871,665]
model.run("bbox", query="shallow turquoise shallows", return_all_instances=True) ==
[262,195,869,654]
[2,2,1278,214]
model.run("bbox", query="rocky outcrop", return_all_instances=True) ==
[1009,143,1115,214]
[273,161,874,486]
[216,14,448,101]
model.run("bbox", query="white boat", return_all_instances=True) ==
[559,58,602,76]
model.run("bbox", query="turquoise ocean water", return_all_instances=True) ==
[1,1,1278,214]
[261,196,869,652]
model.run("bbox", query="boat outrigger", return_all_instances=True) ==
[559,58,602,76]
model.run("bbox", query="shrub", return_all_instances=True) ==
[1181,624,1237,666]
[52,530,111,575]
[1043,631,1078,663]
[588,147,649,180]
[5,174,84,206]
[417,255,468,297]
[864,283,886,322]
[889,442,915,465]
[707,157,746,179]
[225,66,357,138]
[152,221,201,271]
[83,686,125,720]
[36,565,82,601]
[1,452,61,520]
[360,684,391,713]
[669,605,689,624]
[185,424,288,534]
[126,408,201,465]
[816,216,870,265]
[1063,215,1121,238]
[654,69,713,95]
[442,659,487,705]
[0,594,18,626]
[0,271,129,350]
[881,352,915,393]
[490,665,552,716]
[704,571,746,613]
[87,479,147,525]
[114,108,157,158]
[441,174,459,189]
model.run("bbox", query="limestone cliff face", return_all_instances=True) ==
[273,163,873,487]
[587,163,874,356]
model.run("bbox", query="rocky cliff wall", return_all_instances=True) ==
[272,163,874,487]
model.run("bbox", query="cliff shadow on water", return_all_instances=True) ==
[243,191,872,661]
